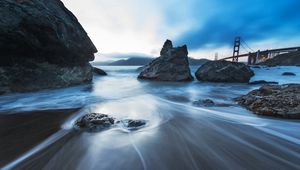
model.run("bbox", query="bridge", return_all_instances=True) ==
[221,37,300,65]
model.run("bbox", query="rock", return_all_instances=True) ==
[192,99,233,107]
[120,119,147,129]
[75,113,115,132]
[74,113,148,132]
[236,84,300,119]
[138,40,193,81]
[282,72,296,76]
[193,99,215,107]
[259,51,300,67]
[249,80,279,85]
[93,67,107,76]
[195,60,254,83]
[0,0,97,94]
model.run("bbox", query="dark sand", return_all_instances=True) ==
[0,109,80,167]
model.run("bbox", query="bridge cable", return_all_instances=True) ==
[241,39,255,52]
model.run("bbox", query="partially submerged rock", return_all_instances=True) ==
[236,84,300,119]
[75,113,147,132]
[192,99,233,107]
[282,72,296,76]
[249,80,278,85]
[75,113,115,132]
[93,67,107,76]
[138,40,193,81]
[0,0,97,94]
[195,60,254,83]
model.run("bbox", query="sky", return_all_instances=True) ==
[62,0,300,61]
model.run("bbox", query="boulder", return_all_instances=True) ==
[93,67,107,76]
[236,84,300,119]
[282,72,296,76]
[195,60,254,83]
[138,40,193,81]
[0,0,97,94]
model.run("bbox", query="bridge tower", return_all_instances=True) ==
[232,36,240,62]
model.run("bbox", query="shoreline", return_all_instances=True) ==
[0,109,80,167]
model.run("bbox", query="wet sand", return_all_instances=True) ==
[0,109,80,167]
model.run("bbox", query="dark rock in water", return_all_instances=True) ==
[193,99,215,107]
[0,0,97,94]
[192,99,233,107]
[93,67,107,76]
[236,84,300,119]
[75,113,115,132]
[195,60,254,83]
[121,119,147,129]
[136,66,146,72]
[138,40,193,81]
[249,80,279,85]
[259,51,300,67]
[75,113,147,132]
[282,72,296,76]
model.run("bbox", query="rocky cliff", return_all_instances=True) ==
[0,0,97,94]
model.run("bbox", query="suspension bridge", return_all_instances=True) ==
[221,37,300,65]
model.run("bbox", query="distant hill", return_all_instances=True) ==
[94,56,209,66]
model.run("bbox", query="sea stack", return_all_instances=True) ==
[138,40,193,81]
[0,0,97,94]
[195,60,254,83]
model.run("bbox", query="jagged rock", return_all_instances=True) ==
[282,72,296,76]
[249,80,278,85]
[0,0,97,94]
[93,67,107,76]
[236,84,300,119]
[195,60,254,83]
[138,40,193,81]
[75,113,115,132]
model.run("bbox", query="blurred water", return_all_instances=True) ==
[1,65,300,169]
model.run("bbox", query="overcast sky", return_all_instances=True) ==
[62,0,300,61]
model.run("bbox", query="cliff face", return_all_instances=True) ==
[0,0,98,94]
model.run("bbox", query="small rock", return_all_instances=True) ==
[192,99,215,107]
[249,80,279,85]
[282,72,296,76]
[93,67,107,76]
[75,113,114,132]
[120,119,147,130]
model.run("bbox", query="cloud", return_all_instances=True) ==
[175,0,300,50]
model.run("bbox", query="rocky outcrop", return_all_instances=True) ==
[74,113,147,132]
[195,60,254,83]
[236,84,300,119]
[0,0,97,94]
[259,51,300,67]
[93,67,107,76]
[138,40,193,81]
